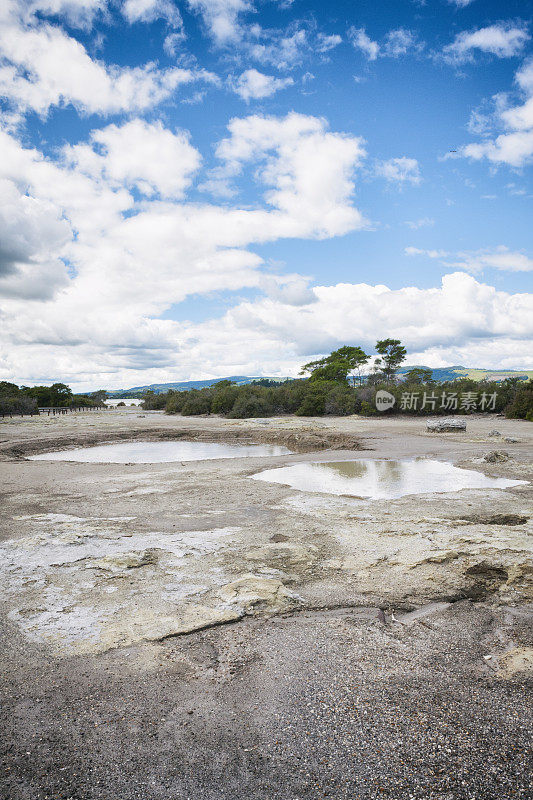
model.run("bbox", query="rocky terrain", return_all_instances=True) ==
[1,409,531,798]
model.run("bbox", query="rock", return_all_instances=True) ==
[503,437,521,443]
[216,574,298,614]
[482,450,510,463]
[426,418,466,432]
[488,430,501,437]
[88,549,159,572]
[245,542,317,567]
[97,604,242,652]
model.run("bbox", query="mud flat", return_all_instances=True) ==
[1,410,532,799]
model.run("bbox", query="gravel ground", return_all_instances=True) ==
[1,601,532,800]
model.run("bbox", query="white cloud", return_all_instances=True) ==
[348,26,421,60]
[348,27,379,60]
[406,245,533,272]
[0,0,215,118]
[248,27,309,70]
[0,112,369,385]
[448,0,476,7]
[21,0,108,28]
[460,58,533,167]
[316,33,342,53]
[442,23,530,65]
[375,157,421,185]
[230,69,293,101]
[383,28,420,57]
[213,113,367,235]
[0,177,71,299]
[186,0,252,45]
[64,119,202,199]
[122,0,183,28]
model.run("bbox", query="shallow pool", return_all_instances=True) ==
[252,459,526,499]
[29,440,293,464]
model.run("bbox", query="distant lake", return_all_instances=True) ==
[104,399,143,407]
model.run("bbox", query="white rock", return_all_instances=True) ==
[426,418,466,432]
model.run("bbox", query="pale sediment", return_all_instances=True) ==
[1,410,531,659]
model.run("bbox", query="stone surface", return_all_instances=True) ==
[426,417,466,432]
[216,574,299,614]
[483,450,510,463]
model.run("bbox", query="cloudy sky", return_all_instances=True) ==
[1,0,532,391]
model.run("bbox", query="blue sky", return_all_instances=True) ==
[0,0,532,389]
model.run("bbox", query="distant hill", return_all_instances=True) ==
[106,366,532,397]
[397,365,533,383]
[106,376,292,397]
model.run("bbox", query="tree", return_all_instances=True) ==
[403,367,434,385]
[375,339,407,383]
[91,390,108,405]
[300,346,370,384]
[49,383,72,406]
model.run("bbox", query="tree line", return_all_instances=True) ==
[140,340,532,421]
[0,382,107,415]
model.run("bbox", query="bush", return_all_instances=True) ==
[180,390,212,415]
[228,393,274,418]
[141,390,169,410]
[505,381,533,420]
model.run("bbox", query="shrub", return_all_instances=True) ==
[505,381,533,420]
[228,393,274,418]
[181,390,212,415]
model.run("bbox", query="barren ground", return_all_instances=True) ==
[1,409,532,799]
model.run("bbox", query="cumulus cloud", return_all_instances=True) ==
[213,113,367,235]
[64,119,202,199]
[230,69,293,101]
[0,112,369,385]
[20,0,108,28]
[375,157,421,185]
[122,0,183,28]
[0,177,71,298]
[459,58,533,167]
[406,245,533,272]
[442,22,530,65]
[0,0,215,118]
[186,0,252,45]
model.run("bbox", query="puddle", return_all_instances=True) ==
[28,440,292,463]
[252,459,527,499]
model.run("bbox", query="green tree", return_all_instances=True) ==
[300,346,370,384]
[375,339,407,383]
[49,383,72,406]
[403,367,434,385]
[91,390,108,405]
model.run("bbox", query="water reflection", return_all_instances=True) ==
[252,459,526,499]
[29,440,293,464]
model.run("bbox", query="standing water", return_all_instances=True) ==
[29,440,293,463]
[252,459,527,499]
